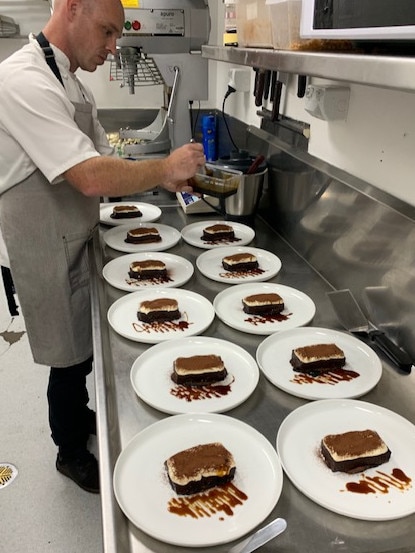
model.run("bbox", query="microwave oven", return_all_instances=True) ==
[301,0,415,40]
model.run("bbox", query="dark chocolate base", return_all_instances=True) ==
[110,211,142,219]
[125,235,162,244]
[321,442,392,473]
[222,261,259,271]
[166,466,236,495]
[242,303,284,315]
[171,368,228,386]
[291,355,346,374]
[137,309,181,323]
[128,269,167,280]
[201,232,234,241]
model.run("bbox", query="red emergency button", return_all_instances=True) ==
[132,20,141,31]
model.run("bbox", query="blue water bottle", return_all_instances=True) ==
[202,115,217,162]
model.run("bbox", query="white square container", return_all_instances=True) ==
[236,0,273,48]
[266,0,305,50]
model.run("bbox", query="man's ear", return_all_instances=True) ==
[66,0,80,22]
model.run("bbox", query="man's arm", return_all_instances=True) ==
[63,142,204,197]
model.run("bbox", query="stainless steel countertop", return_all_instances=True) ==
[90,202,415,553]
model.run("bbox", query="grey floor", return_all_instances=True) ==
[0,284,102,553]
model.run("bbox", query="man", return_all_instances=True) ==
[0,0,205,494]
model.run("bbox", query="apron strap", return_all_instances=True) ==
[36,31,65,88]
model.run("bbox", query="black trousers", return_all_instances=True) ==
[47,356,93,459]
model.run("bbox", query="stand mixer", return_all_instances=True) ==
[111,0,210,157]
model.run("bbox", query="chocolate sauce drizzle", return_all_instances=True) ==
[167,482,248,519]
[132,312,192,335]
[291,367,360,385]
[344,468,412,495]
[170,376,235,402]
[219,268,265,279]
[244,312,292,326]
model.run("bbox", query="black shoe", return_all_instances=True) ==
[87,408,97,436]
[56,450,100,493]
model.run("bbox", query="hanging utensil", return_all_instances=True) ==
[269,70,278,103]
[297,75,307,98]
[255,69,267,107]
[263,70,272,101]
[327,289,413,373]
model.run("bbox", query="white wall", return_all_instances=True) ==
[1,0,414,206]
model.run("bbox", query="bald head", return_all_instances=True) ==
[43,0,124,72]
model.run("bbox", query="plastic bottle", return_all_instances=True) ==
[202,114,217,162]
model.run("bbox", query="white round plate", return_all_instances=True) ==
[130,336,259,414]
[196,246,282,284]
[213,282,316,335]
[113,413,283,547]
[100,202,162,226]
[102,252,194,292]
[107,288,215,344]
[277,399,415,520]
[103,223,181,253]
[256,327,382,400]
[181,220,255,249]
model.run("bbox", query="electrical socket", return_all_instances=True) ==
[304,85,350,121]
[228,68,251,92]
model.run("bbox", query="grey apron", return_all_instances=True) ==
[0,101,99,367]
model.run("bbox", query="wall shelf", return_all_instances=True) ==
[202,44,415,93]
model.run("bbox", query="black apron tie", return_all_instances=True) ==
[36,31,65,88]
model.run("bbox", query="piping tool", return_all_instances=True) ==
[229,517,287,553]
[327,289,413,373]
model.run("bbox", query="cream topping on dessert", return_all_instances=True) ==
[165,442,236,486]
[113,205,139,213]
[243,293,283,306]
[174,355,224,376]
[138,298,178,314]
[127,227,159,237]
[130,260,166,272]
[204,224,233,234]
[293,343,345,363]
[322,430,389,462]
[223,253,257,265]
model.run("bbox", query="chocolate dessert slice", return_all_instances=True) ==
[202,224,234,241]
[125,227,161,244]
[321,429,391,473]
[137,297,180,323]
[291,343,346,374]
[171,354,227,386]
[222,252,259,272]
[110,205,142,219]
[128,260,167,280]
[242,293,284,315]
[165,442,236,495]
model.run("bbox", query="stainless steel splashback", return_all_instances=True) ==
[248,126,415,359]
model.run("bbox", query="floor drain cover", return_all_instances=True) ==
[0,463,18,489]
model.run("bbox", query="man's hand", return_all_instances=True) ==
[161,142,205,193]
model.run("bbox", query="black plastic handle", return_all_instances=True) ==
[368,330,413,373]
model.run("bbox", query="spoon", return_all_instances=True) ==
[228,517,287,553]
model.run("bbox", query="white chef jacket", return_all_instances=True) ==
[0,33,114,194]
